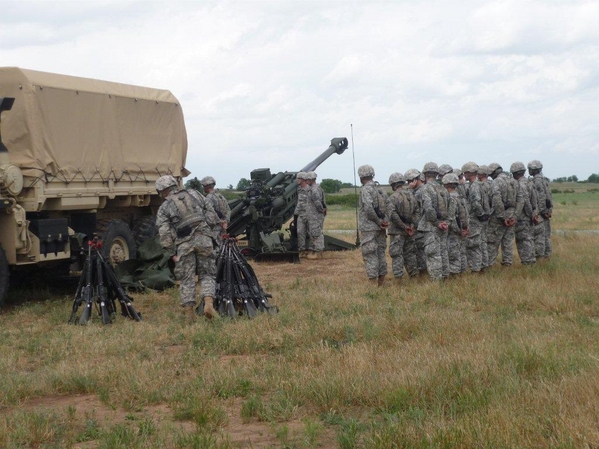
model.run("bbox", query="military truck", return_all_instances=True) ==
[0,67,188,305]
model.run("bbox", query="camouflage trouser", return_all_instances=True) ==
[544,219,552,257]
[466,226,482,273]
[447,233,464,275]
[439,229,449,278]
[388,233,419,278]
[297,215,311,251]
[421,229,443,281]
[414,232,427,273]
[480,221,489,268]
[532,222,545,258]
[516,220,536,265]
[361,230,388,279]
[175,247,217,306]
[460,237,468,273]
[309,215,325,252]
[487,219,515,266]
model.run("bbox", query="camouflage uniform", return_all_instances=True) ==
[418,181,450,281]
[205,189,231,245]
[359,180,388,279]
[387,185,419,278]
[487,170,520,266]
[478,166,492,268]
[463,177,485,273]
[515,175,536,265]
[294,182,311,253]
[409,177,427,274]
[156,187,219,306]
[308,181,326,252]
[529,169,553,258]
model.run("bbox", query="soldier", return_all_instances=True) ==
[442,173,468,276]
[358,164,388,286]
[417,162,450,281]
[405,168,427,276]
[453,167,468,200]
[305,171,326,259]
[510,162,537,265]
[461,162,486,274]
[386,172,419,283]
[527,160,553,259]
[487,163,520,267]
[155,175,219,320]
[477,165,492,269]
[294,172,311,258]
[438,164,453,181]
[200,176,231,246]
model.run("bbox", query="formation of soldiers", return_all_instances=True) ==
[358,160,553,285]
[294,171,327,259]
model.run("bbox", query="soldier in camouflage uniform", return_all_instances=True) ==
[462,162,486,273]
[405,169,427,276]
[442,173,469,276]
[487,163,521,267]
[201,176,231,247]
[155,175,219,320]
[477,165,492,269]
[358,164,388,286]
[510,162,537,265]
[438,164,453,181]
[528,160,553,259]
[305,171,326,259]
[294,172,311,258]
[418,162,450,282]
[454,167,468,201]
[386,172,419,282]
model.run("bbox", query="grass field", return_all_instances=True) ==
[1,188,599,448]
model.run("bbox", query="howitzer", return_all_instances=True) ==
[227,137,356,261]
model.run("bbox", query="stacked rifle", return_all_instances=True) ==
[208,236,277,318]
[69,236,142,325]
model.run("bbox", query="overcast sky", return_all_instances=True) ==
[2,0,598,185]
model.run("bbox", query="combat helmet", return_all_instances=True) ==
[358,164,375,178]
[388,172,405,185]
[155,175,178,192]
[296,171,307,180]
[461,161,479,174]
[488,162,502,177]
[200,176,216,186]
[510,162,526,174]
[527,160,543,171]
[404,168,421,182]
[477,165,489,176]
[422,161,439,174]
[305,171,317,180]
[442,173,459,185]
[438,164,453,176]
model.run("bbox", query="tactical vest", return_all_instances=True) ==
[170,190,207,238]
[435,184,449,220]
[374,182,389,218]
[505,178,518,209]
[398,190,415,223]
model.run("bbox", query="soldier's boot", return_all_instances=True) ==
[317,251,324,259]
[203,296,218,320]
[299,250,307,258]
[377,275,386,287]
[182,304,196,323]
[368,277,378,286]
[306,250,318,260]
[393,277,402,287]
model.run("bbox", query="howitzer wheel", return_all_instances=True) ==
[0,244,9,307]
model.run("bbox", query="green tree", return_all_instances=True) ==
[320,178,343,194]
[588,173,599,183]
[185,177,202,191]
[236,178,250,190]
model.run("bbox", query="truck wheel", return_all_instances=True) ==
[96,219,137,267]
[0,245,9,307]
[133,216,158,247]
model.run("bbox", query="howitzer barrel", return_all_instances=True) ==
[301,137,348,173]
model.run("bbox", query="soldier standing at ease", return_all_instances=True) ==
[510,162,537,265]
[358,165,388,286]
[305,171,326,259]
[418,162,450,281]
[294,172,311,258]
[477,165,492,269]
[442,173,468,276]
[386,172,419,283]
[462,162,486,274]
[155,175,219,321]
[528,160,553,259]
[405,169,427,276]
[201,176,231,246]
[487,163,520,267]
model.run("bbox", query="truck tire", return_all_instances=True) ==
[132,216,158,247]
[0,245,9,307]
[96,219,137,267]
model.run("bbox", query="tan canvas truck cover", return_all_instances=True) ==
[0,67,188,181]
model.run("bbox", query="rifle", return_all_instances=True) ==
[96,249,112,325]
[78,245,95,325]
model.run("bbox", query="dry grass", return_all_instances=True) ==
[1,202,599,448]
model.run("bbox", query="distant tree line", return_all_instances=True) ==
[552,174,599,183]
